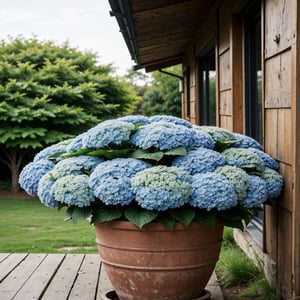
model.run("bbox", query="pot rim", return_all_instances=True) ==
[94,220,223,232]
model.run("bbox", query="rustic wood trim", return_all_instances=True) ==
[291,0,300,297]
[230,15,243,133]
[261,0,266,147]
[216,6,221,127]
[194,59,200,124]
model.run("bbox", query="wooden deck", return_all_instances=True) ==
[0,253,223,300]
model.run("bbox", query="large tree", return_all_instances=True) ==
[142,65,182,117]
[0,37,139,192]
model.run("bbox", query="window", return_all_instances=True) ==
[244,1,263,245]
[198,49,216,125]
[186,66,191,118]
[244,2,262,144]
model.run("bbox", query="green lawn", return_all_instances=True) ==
[0,198,98,253]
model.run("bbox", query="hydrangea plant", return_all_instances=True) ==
[19,114,284,229]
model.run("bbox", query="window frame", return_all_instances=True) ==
[243,0,263,243]
[198,47,216,126]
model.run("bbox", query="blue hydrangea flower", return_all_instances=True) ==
[215,165,249,201]
[90,158,151,179]
[82,120,134,149]
[232,133,263,150]
[66,133,87,153]
[261,167,284,198]
[172,147,225,175]
[52,174,94,207]
[240,175,268,208]
[131,166,191,211]
[92,176,134,206]
[248,148,279,170]
[33,139,72,162]
[19,159,55,196]
[221,148,265,173]
[190,172,238,210]
[190,126,215,149]
[50,156,103,179]
[149,115,193,128]
[37,173,58,208]
[130,121,194,150]
[117,115,150,124]
[89,158,151,206]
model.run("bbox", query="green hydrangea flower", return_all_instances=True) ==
[221,147,265,173]
[215,165,249,201]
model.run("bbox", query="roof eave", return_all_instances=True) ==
[108,0,141,69]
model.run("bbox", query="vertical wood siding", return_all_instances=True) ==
[182,0,299,298]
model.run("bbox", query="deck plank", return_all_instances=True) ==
[68,254,101,300]
[0,253,28,282]
[0,254,224,299]
[96,262,114,299]
[0,253,11,263]
[0,253,46,300]
[42,254,85,300]
[13,254,65,300]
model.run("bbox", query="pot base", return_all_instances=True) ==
[101,289,212,300]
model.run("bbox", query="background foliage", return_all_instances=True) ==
[0,37,140,192]
[141,65,182,117]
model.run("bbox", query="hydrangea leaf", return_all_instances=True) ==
[63,148,91,158]
[87,148,131,160]
[65,206,92,224]
[194,210,216,228]
[92,206,123,223]
[164,146,187,156]
[169,207,195,227]
[215,139,238,152]
[157,214,176,229]
[124,207,159,228]
[218,207,254,229]
[130,149,164,161]
[47,151,67,160]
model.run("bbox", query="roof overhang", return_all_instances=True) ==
[108,0,214,72]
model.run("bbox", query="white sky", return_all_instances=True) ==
[0,0,135,76]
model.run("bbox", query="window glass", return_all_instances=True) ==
[244,1,263,244]
[186,66,191,118]
[199,50,216,125]
[245,4,262,144]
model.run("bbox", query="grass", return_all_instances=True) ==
[0,198,98,253]
[216,227,282,300]
[216,227,260,287]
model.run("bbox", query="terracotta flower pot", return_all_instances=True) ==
[95,221,223,300]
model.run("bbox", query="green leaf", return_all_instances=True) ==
[88,148,130,159]
[164,146,187,156]
[157,214,176,229]
[65,206,92,224]
[129,149,164,161]
[215,139,237,152]
[63,148,90,158]
[92,206,123,223]
[220,218,245,230]
[47,151,66,160]
[124,207,159,228]
[218,207,254,229]
[194,210,216,227]
[169,207,195,227]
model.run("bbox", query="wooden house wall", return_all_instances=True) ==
[182,0,300,298]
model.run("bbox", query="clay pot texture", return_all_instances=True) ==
[95,221,224,300]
